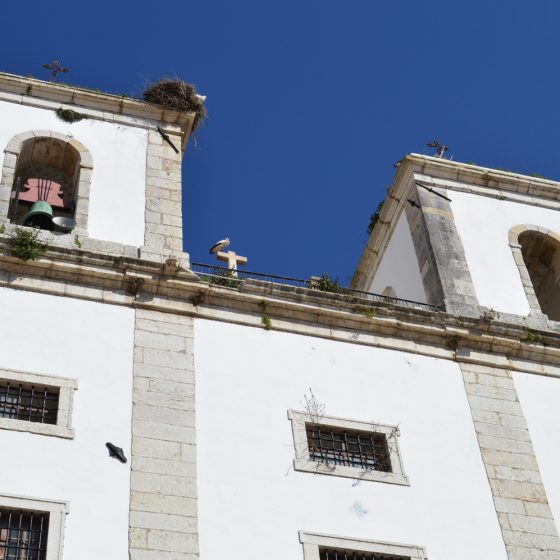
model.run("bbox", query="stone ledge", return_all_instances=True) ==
[0,72,195,140]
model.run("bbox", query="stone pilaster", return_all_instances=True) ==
[405,184,480,316]
[460,362,560,560]
[129,308,198,559]
[143,129,185,258]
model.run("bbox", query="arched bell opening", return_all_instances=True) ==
[7,137,81,232]
[518,230,560,321]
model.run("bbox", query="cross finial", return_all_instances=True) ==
[216,250,248,277]
[427,139,449,159]
[42,61,69,82]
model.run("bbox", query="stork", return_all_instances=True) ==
[209,237,230,254]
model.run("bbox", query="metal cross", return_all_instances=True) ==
[42,61,69,82]
[427,139,449,159]
[216,250,248,277]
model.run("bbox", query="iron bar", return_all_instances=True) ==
[306,425,391,472]
[0,509,49,560]
[0,382,58,425]
[320,548,408,560]
[415,182,452,202]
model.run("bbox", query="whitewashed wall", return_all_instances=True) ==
[194,319,507,560]
[451,190,560,315]
[513,372,560,528]
[369,212,426,302]
[0,102,148,246]
[0,287,135,559]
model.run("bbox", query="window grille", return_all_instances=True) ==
[0,509,49,560]
[320,549,409,560]
[306,425,391,472]
[0,382,59,425]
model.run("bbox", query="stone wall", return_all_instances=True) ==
[129,308,198,559]
[405,184,480,315]
[143,130,185,257]
[460,362,560,560]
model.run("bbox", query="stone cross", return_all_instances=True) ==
[216,250,247,277]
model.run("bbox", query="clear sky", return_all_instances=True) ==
[2,1,560,285]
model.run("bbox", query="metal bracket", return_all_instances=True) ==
[415,182,452,202]
[157,126,179,154]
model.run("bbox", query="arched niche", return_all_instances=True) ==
[1,131,92,234]
[509,225,560,321]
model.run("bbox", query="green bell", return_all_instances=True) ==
[20,201,54,230]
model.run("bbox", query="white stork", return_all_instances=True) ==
[209,237,230,254]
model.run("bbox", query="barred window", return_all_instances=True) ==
[306,425,391,472]
[0,508,49,560]
[289,411,408,486]
[300,532,427,560]
[0,382,59,425]
[320,548,409,560]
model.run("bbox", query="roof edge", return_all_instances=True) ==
[0,71,195,135]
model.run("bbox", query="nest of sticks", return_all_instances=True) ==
[143,78,207,131]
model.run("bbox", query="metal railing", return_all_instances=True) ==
[191,262,443,313]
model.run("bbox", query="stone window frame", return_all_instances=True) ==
[0,368,77,439]
[509,224,560,320]
[299,531,427,560]
[288,410,409,486]
[0,493,69,560]
[0,130,93,237]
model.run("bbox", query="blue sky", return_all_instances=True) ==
[2,1,560,285]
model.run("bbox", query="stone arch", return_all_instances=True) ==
[509,225,560,321]
[1,130,93,235]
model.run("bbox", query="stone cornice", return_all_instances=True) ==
[0,72,195,144]
[409,153,560,201]
[352,154,560,291]
[1,243,560,379]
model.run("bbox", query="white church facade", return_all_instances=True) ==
[0,72,559,560]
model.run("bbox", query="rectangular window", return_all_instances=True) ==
[0,508,49,560]
[306,425,391,472]
[0,495,68,560]
[0,369,77,439]
[289,410,408,486]
[300,532,427,560]
[319,548,408,560]
[0,382,59,425]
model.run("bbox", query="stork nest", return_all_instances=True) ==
[142,78,207,131]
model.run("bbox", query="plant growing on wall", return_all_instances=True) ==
[8,227,48,261]
[300,388,336,473]
[310,274,349,295]
[301,387,326,424]
[367,200,384,235]
[203,267,243,289]
[354,305,376,319]
[524,330,542,344]
[259,302,272,330]
[55,108,89,123]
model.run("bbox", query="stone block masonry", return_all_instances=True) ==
[460,362,560,560]
[129,308,198,559]
[405,184,480,315]
[143,129,185,257]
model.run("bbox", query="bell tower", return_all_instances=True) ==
[353,154,560,331]
[0,72,198,263]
